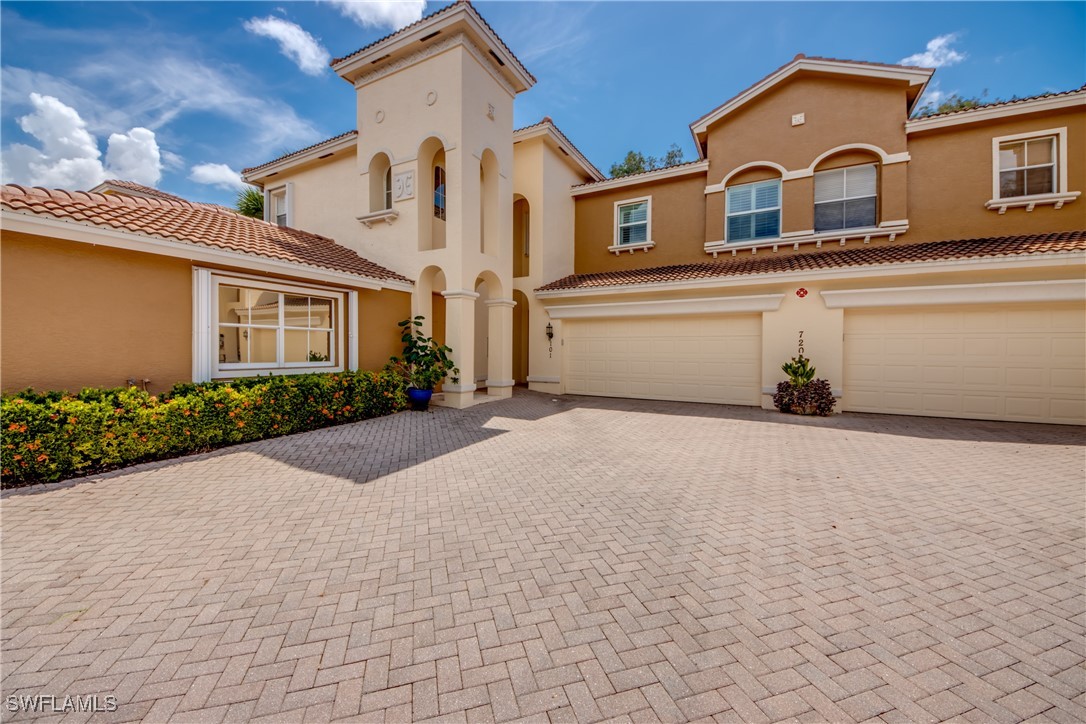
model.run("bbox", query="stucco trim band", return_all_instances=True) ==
[543,294,785,320]
[533,252,1086,299]
[820,279,1086,309]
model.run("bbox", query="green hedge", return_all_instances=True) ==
[1,370,407,488]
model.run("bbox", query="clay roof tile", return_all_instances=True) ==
[536,231,1086,292]
[1,184,411,285]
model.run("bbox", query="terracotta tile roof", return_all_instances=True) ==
[1,185,411,285]
[913,85,1086,120]
[242,130,357,176]
[571,159,706,189]
[800,55,930,72]
[537,231,1086,292]
[514,117,605,181]
[93,179,188,203]
[330,1,535,84]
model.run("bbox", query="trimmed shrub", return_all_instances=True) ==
[772,379,836,417]
[1,370,406,487]
[772,354,836,416]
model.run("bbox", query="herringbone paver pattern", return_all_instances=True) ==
[2,392,1083,722]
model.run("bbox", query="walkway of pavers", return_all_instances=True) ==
[2,391,1083,723]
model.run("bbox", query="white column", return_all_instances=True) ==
[485,297,516,398]
[191,268,212,383]
[440,289,479,408]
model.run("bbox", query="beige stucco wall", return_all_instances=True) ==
[570,76,1085,281]
[510,133,595,393]
[269,152,364,261]
[572,173,708,275]
[1,231,193,394]
[703,73,910,184]
[1,231,413,394]
[906,106,1086,243]
[358,288,412,372]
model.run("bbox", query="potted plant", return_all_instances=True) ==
[389,316,459,411]
[772,354,836,416]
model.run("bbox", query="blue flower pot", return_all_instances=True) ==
[407,387,433,411]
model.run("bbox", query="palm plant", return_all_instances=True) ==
[235,187,264,219]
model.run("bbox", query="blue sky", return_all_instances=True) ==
[2,1,1083,206]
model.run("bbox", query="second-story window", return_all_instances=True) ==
[273,190,288,227]
[433,166,446,220]
[726,179,780,243]
[616,198,650,246]
[384,167,393,210]
[998,136,1054,199]
[814,163,877,232]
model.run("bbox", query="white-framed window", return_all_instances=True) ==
[990,127,1073,205]
[264,183,293,227]
[213,274,342,375]
[384,166,393,210]
[997,135,1055,199]
[726,179,780,243]
[814,163,877,232]
[614,197,651,247]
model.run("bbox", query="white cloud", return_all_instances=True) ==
[0,93,163,190]
[189,162,245,191]
[105,128,162,186]
[326,1,426,30]
[244,16,330,76]
[900,33,966,68]
[75,55,320,150]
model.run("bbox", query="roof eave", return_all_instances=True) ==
[513,123,605,182]
[906,91,1086,132]
[535,250,1084,298]
[331,4,534,93]
[570,161,709,197]
[243,134,359,185]
[1,208,413,292]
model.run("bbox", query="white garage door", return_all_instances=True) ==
[564,315,761,405]
[844,304,1086,424]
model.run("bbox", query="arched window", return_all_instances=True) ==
[433,166,446,220]
[368,153,392,212]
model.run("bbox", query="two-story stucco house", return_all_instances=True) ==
[3,1,1084,424]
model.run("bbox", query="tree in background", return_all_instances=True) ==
[609,143,685,178]
[913,89,1018,118]
[236,187,264,219]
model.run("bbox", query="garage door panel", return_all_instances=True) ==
[922,366,960,385]
[963,338,1002,356]
[962,396,1000,416]
[845,304,1085,424]
[564,314,761,406]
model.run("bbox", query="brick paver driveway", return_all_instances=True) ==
[3,391,1084,723]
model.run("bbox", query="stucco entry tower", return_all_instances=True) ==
[332,4,535,408]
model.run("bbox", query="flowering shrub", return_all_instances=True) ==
[1,370,406,487]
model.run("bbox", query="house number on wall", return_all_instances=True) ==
[798,330,805,355]
[393,171,415,201]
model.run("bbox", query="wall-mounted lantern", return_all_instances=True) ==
[545,322,554,341]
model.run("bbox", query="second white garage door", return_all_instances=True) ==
[564,314,761,405]
[844,303,1086,424]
